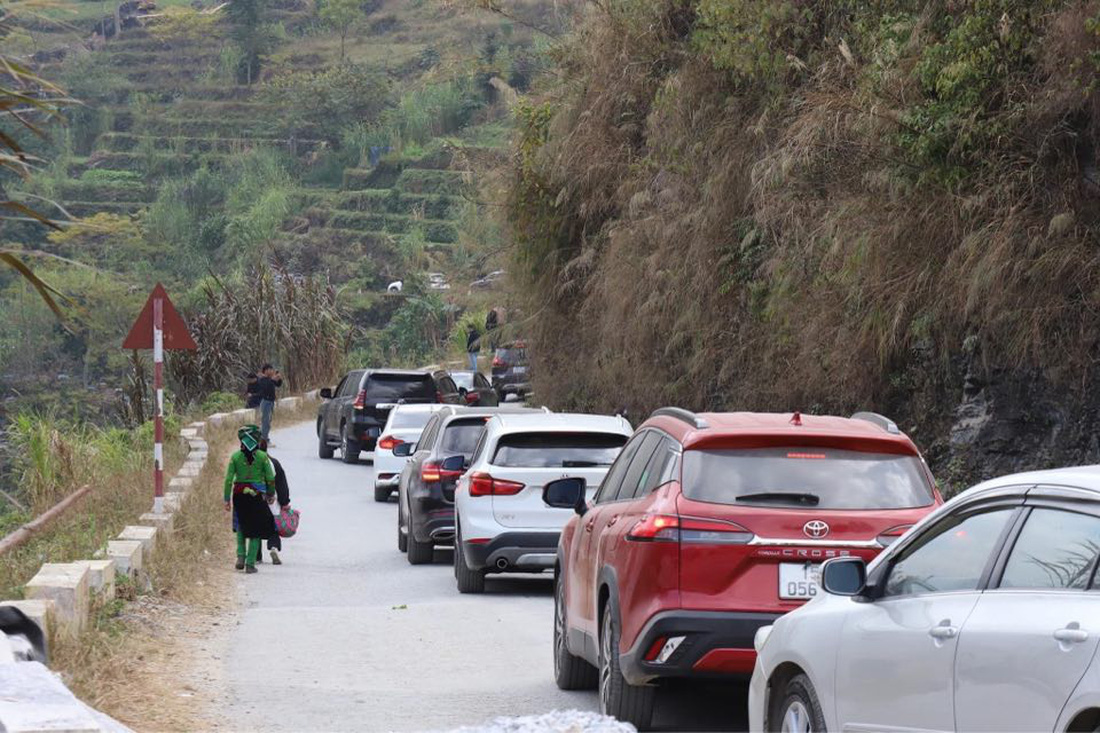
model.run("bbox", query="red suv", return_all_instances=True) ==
[544,408,942,730]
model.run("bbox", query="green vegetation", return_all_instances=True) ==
[0,0,549,525]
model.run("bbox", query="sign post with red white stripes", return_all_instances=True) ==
[123,283,197,513]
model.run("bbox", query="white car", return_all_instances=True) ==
[452,413,633,593]
[373,403,450,502]
[749,465,1100,733]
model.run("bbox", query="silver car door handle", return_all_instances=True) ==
[1054,627,1090,644]
[929,625,958,640]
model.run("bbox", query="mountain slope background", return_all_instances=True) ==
[508,0,1100,491]
[1,0,552,424]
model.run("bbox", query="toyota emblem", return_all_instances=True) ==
[803,520,830,539]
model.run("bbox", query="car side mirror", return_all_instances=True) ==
[440,455,465,472]
[543,477,587,516]
[393,443,414,457]
[319,387,333,399]
[821,556,866,596]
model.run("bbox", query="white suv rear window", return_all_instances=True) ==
[492,432,627,468]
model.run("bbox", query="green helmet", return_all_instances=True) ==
[238,424,262,452]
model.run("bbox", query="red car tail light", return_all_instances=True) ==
[877,524,912,547]
[469,472,525,496]
[464,391,480,404]
[421,462,442,483]
[626,514,681,542]
[627,515,754,544]
[679,516,754,545]
[352,389,367,410]
[378,435,403,451]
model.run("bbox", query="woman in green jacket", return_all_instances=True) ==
[224,425,276,573]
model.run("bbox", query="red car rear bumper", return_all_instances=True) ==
[619,609,781,685]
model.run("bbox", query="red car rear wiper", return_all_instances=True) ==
[735,491,820,506]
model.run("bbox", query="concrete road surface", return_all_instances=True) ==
[219,420,746,732]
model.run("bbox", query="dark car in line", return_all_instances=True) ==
[317,369,462,464]
[396,405,543,564]
[449,370,500,407]
[491,341,530,401]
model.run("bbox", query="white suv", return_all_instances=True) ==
[452,413,632,593]
[373,404,450,502]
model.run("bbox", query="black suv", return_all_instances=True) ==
[491,341,531,401]
[317,369,462,463]
[396,405,541,564]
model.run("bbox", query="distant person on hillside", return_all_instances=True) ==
[466,323,481,371]
[224,425,275,574]
[259,439,291,566]
[485,308,499,351]
[245,372,261,409]
[256,364,283,444]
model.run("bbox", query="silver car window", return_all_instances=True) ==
[999,508,1100,590]
[883,509,1014,597]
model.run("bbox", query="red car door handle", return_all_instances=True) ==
[585,518,596,532]
[607,515,620,526]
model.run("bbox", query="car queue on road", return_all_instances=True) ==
[314,360,1100,732]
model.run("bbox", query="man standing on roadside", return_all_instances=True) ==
[257,363,283,444]
[465,323,481,372]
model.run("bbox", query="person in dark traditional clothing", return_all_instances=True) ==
[244,372,261,409]
[259,439,291,565]
[224,425,275,573]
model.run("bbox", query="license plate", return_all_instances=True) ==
[779,563,822,600]
[513,366,527,374]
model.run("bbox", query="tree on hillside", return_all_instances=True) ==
[226,0,270,84]
[319,0,363,62]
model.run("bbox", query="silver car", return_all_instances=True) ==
[749,465,1100,733]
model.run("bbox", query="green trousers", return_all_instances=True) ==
[236,532,261,567]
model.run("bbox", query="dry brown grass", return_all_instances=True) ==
[509,0,1100,466]
[0,446,185,601]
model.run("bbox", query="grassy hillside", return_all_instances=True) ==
[508,0,1100,490]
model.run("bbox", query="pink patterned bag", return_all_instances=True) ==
[274,505,300,538]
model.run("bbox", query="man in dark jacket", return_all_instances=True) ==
[256,363,282,444]
[466,324,480,371]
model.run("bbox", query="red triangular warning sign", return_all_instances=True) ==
[122,283,197,350]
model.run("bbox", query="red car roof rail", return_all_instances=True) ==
[652,407,710,430]
[851,411,900,435]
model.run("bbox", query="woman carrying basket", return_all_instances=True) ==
[224,425,275,573]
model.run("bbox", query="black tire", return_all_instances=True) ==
[454,521,485,593]
[554,572,597,690]
[770,673,826,733]
[373,483,391,502]
[318,421,334,459]
[397,510,408,553]
[599,603,656,730]
[407,535,433,565]
[340,424,360,464]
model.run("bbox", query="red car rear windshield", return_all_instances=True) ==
[681,447,934,510]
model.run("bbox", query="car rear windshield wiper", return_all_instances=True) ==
[735,491,821,506]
